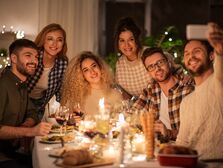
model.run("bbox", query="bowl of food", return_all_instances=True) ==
[157,145,198,167]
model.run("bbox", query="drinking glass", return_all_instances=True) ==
[55,106,70,134]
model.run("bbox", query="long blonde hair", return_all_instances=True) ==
[61,51,114,108]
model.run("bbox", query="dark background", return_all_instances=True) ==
[103,0,223,56]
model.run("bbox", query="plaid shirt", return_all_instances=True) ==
[27,51,68,112]
[132,71,194,140]
[115,48,151,97]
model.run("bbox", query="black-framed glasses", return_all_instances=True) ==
[146,59,167,72]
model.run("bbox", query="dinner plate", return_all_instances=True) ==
[54,158,113,168]
[39,134,74,144]
[50,126,75,133]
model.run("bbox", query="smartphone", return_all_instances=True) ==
[186,24,208,40]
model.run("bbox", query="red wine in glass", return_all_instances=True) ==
[56,117,66,125]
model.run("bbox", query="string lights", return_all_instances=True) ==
[0,25,25,70]
[1,25,25,38]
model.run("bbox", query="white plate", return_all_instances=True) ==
[39,134,74,144]
[50,126,75,133]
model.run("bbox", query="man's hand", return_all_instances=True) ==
[31,122,52,136]
[208,22,223,56]
[154,120,168,137]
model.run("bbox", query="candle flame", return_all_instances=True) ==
[99,98,104,108]
[118,113,125,125]
[99,97,105,115]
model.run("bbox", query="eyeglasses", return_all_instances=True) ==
[146,59,167,72]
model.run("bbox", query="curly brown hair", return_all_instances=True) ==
[61,51,114,108]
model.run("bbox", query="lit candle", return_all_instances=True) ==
[117,113,128,130]
[117,113,126,165]
[132,133,146,154]
[103,145,116,161]
[99,98,105,115]
[118,126,125,164]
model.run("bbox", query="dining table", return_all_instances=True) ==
[32,132,214,168]
[33,135,160,168]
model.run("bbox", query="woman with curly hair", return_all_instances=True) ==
[61,51,121,116]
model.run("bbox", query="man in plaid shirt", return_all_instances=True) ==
[132,47,194,141]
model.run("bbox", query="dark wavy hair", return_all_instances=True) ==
[114,17,142,55]
[184,40,213,56]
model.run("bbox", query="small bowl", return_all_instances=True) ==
[158,153,198,167]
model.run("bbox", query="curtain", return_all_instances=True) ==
[38,0,99,60]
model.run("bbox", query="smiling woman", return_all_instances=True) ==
[61,51,122,116]
[114,17,151,100]
[27,23,68,120]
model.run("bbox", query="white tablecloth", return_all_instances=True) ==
[33,136,220,168]
[32,136,181,168]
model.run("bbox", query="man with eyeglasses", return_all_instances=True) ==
[176,23,223,161]
[132,47,194,142]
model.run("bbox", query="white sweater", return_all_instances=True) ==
[176,54,223,160]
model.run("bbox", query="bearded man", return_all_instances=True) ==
[176,23,223,161]
[132,47,194,142]
[0,39,52,168]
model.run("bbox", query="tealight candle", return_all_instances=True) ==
[103,145,116,161]
[132,133,146,154]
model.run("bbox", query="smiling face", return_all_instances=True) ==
[184,40,212,76]
[144,52,170,82]
[12,47,38,77]
[43,30,64,57]
[81,58,102,86]
[118,30,138,61]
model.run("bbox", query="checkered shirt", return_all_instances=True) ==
[115,54,151,97]
[27,51,68,111]
[132,71,194,140]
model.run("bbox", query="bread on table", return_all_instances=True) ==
[62,149,93,165]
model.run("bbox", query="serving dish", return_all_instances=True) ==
[157,153,198,167]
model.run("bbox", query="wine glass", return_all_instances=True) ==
[67,102,84,128]
[55,106,70,134]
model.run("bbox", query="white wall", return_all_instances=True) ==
[0,0,100,60]
[0,0,39,41]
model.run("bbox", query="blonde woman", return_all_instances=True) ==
[61,51,122,116]
[27,23,68,120]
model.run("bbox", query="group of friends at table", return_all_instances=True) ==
[0,16,223,168]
